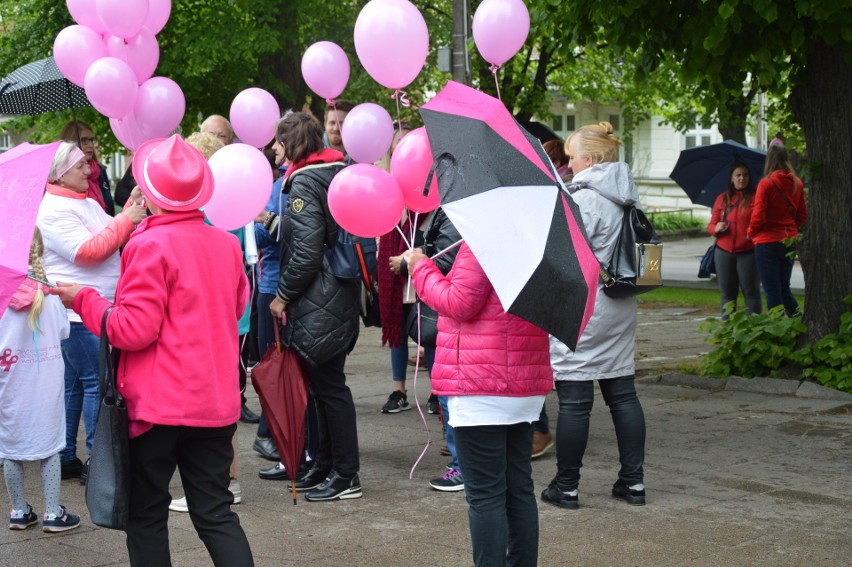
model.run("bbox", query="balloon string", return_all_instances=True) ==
[408,301,432,481]
[489,64,502,101]
[395,224,412,249]
[391,89,410,108]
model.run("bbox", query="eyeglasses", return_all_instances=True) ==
[78,137,95,145]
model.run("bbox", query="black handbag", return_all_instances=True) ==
[85,308,131,530]
[355,241,381,327]
[405,301,438,348]
[600,205,663,298]
[698,243,717,278]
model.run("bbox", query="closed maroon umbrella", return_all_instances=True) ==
[250,323,309,504]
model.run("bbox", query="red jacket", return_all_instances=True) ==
[748,170,807,244]
[411,243,552,398]
[73,211,249,438]
[707,192,754,253]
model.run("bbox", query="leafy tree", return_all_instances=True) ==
[562,0,852,342]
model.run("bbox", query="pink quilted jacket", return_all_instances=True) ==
[411,243,552,397]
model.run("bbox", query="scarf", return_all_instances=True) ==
[378,211,417,347]
[86,159,106,210]
[284,148,345,180]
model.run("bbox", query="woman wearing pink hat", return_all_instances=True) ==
[52,135,254,566]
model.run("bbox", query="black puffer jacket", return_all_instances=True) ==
[276,161,360,367]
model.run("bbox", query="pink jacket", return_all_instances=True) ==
[74,211,249,438]
[411,243,552,398]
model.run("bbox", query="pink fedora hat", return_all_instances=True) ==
[132,135,214,212]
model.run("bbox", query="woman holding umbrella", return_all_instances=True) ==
[542,122,648,510]
[707,164,762,316]
[59,120,115,216]
[748,144,807,316]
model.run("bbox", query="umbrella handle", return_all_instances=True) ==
[273,319,283,353]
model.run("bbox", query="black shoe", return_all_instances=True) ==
[305,471,362,502]
[259,463,289,480]
[381,390,411,413]
[79,458,90,486]
[240,404,260,424]
[427,394,440,415]
[612,479,646,506]
[289,464,331,493]
[60,458,83,480]
[252,436,280,461]
[541,482,579,510]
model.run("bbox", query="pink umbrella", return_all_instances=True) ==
[0,141,61,314]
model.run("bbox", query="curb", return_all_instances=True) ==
[643,372,852,402]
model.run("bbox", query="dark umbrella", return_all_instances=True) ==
[420,81,599,350]
[669,140,766,207]
[517,119,560,143]
[250,323,309,504]
[0,56,90,116]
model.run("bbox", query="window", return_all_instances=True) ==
[608,114,620,131]
[565,115,576,131]
[552,115,563,132]
[684,124,713,149]
[0,133,10,151]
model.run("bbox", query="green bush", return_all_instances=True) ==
[701,296,852,394]
[648,212,705,231]
[701,305,806,378]
[790,296,852,393]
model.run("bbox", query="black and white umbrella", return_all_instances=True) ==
[420,81,599,350]
[0,56,90,116]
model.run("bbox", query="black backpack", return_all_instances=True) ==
[599,205,663,298]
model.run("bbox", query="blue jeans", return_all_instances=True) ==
[390,340,434,381]
[454,422,538,567]
[754,242,798,316]
[438,396,458,469]
[553,377,645,491]
[60,323,101,462]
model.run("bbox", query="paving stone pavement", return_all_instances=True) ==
[1,307,849,567]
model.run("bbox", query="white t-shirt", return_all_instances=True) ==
[37,192,120,323]
[0,295,69,460]
[448,395,545,428]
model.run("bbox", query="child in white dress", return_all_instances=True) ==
[0,229,80,533]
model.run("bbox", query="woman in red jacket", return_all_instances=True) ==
[707,164,762,316]
[406,243,551,567]
[748,145,807,316]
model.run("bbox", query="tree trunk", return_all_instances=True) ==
[716,92,751,143]
[790,40,852,342]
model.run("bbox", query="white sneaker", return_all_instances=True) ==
[168,496,189,513]
[169,481,241,513]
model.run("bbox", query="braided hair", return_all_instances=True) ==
[27,228,47,332]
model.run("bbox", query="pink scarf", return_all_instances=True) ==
[86,159,106,210]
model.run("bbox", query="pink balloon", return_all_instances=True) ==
[301,41,350,100]
[144,0,171,34]
[328,164,405,238]
[205,144,273,231]
[341,103,394,164]
[133,77,185,139]
[354,0,429,89]
[390,127,440,213]
[53,25,108,88]
[107,28,159,84]
[96,0,149,40]
[84,57,138,118]
[229,88,280,148]
[66,0,107,34]
[109,114,148,151]
[472,0,530,67]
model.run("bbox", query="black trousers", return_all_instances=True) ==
[126,423,253,567]
[306,351,360,476]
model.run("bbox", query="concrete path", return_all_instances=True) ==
[2,316,849,567]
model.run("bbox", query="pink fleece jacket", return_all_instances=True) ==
[73,211,249,438]
[411,243,552,398]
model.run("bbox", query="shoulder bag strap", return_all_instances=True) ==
[769,178,797,219]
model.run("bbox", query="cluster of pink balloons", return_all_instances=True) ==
[53,0,184,151]
[472,0,531,68]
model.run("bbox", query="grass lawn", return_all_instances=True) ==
[638,286,805,312]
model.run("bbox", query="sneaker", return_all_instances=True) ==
[429,468,465,492]
[170,480,242,513]
[541,482,579,509]
[531,431,554,459]
[79,458,90,486]
[229,479,242,504]
[612,479,645,506]
[168,496,189,513]
[381,390,411,413]
[60,457,83,480]
[427,394,440,415]
[42,506,80,533]
[9,504,38,530]
[304,471,363,502]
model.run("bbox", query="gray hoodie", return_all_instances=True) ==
[551,161,638,381]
